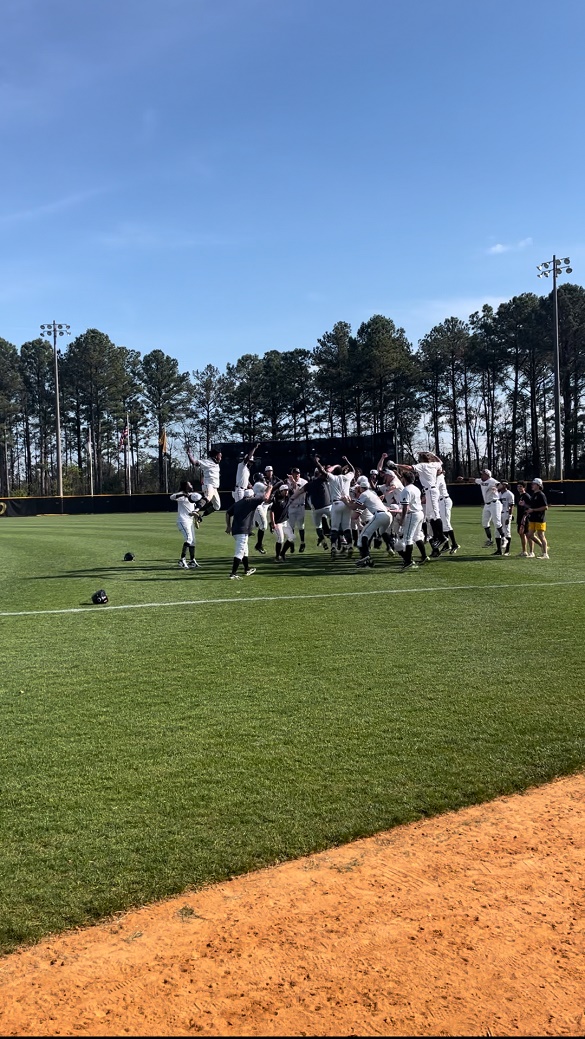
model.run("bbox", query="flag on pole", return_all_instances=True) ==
[159,428,169,457]
[119,425,129,450]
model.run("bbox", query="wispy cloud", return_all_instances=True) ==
[486,237,533,255]
[0,188,106,225]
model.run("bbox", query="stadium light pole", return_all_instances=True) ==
[39,321,71,498]
[536,256,572,480]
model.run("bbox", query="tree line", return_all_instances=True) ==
[1,284,584,496]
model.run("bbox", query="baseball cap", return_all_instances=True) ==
[369,469,378,475]
[532,477,543,487]
[253,482,267,496]
[482,469,492,478]
[357,475,370,488]
[291,467,300,474]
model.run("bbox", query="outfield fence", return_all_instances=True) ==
[0,481,583,518]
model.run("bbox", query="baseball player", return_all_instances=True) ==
[397,470,428,570]
[346,476,393,568]
[314,454,355,558]
[378,468,403,553]
[498,481,515,556]
[233,443,259,501]
[170,481,204,569]
[393,452,447,549]
[437,467,460,555]
[252,471,270,554]
[224,481,271,579]
[269,484,294,561]
[286,467,308,552]
[292,469,331,549]
[187,446,222,518]
[474,468,503,551]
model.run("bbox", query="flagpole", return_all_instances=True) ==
[87,428,94,496]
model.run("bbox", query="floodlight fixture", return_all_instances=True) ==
[38,320,71,499]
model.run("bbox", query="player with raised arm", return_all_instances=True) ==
[170,481,204,569]
[186,446,222,519]
[314,454,355,558]
[291,467,331,549]
[474,468,504,552]
[286,467,308,553]
[392,451,447,551]
[233,443,259,502]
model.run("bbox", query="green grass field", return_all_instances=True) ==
[1,506,584,954]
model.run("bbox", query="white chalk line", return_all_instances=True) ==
[1,579,585,619]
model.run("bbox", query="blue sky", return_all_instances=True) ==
[2,0,583,371]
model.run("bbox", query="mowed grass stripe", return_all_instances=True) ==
[1,578,585,618]
[0,509,584,952]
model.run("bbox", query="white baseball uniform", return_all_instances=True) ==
[287,477,307,532]
[233,459,251,502]
[414,461,442,520]
[437,472,453,532]
[356,489,391,541]
[327,471,353,533]
[197,457,221,510]
[499,488,515,540]
[399,484,424,545]
[475,477,502,528]
[170,491,203,546]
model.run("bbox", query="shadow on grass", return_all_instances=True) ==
[23,552,500,587]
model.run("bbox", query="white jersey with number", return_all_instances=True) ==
[499,489,515,514]
[399,484,424,514]
[475,477,499,504]
[170,491,202,523]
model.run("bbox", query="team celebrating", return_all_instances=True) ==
[168,446,550,577]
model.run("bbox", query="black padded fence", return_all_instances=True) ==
[1,482,584,519]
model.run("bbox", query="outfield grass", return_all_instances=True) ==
[1,506,584,953]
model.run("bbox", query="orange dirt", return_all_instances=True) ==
[1,774,584,1037]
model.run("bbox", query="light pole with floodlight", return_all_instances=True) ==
[536,256,572,480]
[39,321,71,498]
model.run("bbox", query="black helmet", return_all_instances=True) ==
[123,552,135,561]
[91,589,109,605]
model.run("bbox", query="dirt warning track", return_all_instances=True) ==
[1,773,584,1037]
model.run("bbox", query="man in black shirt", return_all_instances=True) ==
[525,478,549,559]
[225,483,271,579]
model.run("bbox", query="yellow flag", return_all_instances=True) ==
[159,428,168,456]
